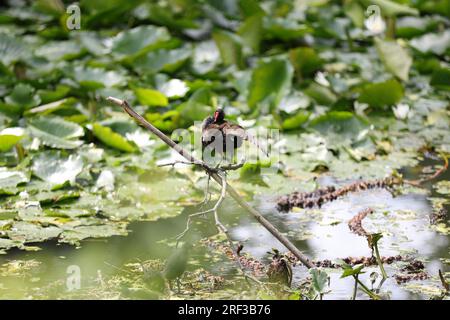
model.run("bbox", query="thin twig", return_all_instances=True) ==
[107,97,314,269]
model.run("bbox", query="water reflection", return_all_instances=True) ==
[0,162,448,299]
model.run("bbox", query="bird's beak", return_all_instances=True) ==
[214,111,219,122]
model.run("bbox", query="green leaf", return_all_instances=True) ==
[59,223,128,245]
[73,66,125,89]
[263,17,310,41]
[32,152,83,186]
[310,268,329,294]
[92,123,137,152]
[345,1,365,28]
[212,30,244,68]
[248,59,293,110]
[239,161,271,186]
[109,25,171,59]
[358,79,403,108]
[28,117,84,149]
[430,67,450,91]
[375,38,412,81]
[340,264,365,278]
[35,40,82,61]
[0,33,29,67]
[238,13,263,54]
[134,88,168,107]
[132,47,191,74]
[1,84,41,115]
[177,88,214,123]
[282,111,310,131]
[410,30,450,55]
[289,47,323,79]
[304,83,337,106]
[0,170,28,188]
[0,128,24,152]
[145,110,181,133]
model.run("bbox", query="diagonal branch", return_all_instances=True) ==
[106,97,314,269]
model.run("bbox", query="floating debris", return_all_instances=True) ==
[348,208,374,237]
[201,239,266,277]
[277,176,401,212]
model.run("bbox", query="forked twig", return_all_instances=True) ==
[106,97,314,269]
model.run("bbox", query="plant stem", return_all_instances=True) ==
[106,97,315,269]
[352,275,358,300]
[374,243,388,279]
[355,277,380,300]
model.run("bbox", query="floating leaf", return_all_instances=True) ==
[0,170,28,189]
[430,67,450,91]
[375,38,412,81]
[7,221,61,243]
[282,111,310,131]
[133,47,191,74]
[73,66,125,89]
[410,30,450,55]
[28,117,84,149]
[1,84,41,115]
[134,88,168,107]
[304,83,337,106]
[289,47,323,79]
[358,79,403,108]
[0,127,24,152]
[238,13,263,53]
[212,30,244,68]
[263,17,310,41]
[0,33,29,67]
[59,223,128,245]
[92,123,137,152]
[32,152,84,186]
[248,58,293,110]
[109,25,171,59]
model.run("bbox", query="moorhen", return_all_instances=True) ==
[201,108,267,160]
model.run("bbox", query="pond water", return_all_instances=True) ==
[0,159,448,300]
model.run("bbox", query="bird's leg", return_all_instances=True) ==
[177,278,181,294]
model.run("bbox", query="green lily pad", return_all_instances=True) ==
[28,117,84,149]
[109,25,171,59]
[134,88,168,107]
[358,79,404,108]
[0,127,24,152]
[73,66,126,89]
[133,47,191,74]
[32,152,84,186]
[59,223,128,245]
[92,123,137,153]
[248,58,293,110]
[375,38,412,81]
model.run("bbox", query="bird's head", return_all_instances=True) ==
[213,108,225,123]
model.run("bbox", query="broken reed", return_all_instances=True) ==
[277,176,401,212]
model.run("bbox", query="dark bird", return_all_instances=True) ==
[163,243,191,293]
[201,108,268,161]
